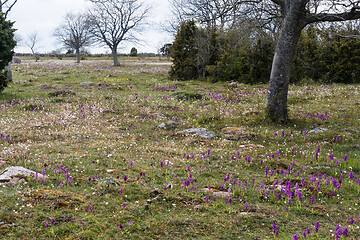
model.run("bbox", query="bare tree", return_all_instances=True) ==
[54,13,93,63]
[168,0,242,30]
[26,31,40,61]
[87,0,151,66]
[0,0,18,18]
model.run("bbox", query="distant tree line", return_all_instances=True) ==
[170,18,360,84]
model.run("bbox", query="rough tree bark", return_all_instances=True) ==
[5,64,12,81]
[111,46,120,67]
[75,48,80,64]
[266,0,307,122]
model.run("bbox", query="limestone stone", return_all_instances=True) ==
[0,166,47,185]
[176,128,216,139]
[157,120,178,129]
[308,127,328,134]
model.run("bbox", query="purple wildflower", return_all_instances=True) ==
[315,221,320,233]
[272,222,277,232]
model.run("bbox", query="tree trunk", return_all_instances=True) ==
[5,64,12,82]
[76,48,80,63]
[265,5,306,122]
[111,47,120,66]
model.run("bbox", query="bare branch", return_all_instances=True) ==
[0,0,18,18]
[307,7,360,24]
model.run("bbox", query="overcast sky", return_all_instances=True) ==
[8,0,174,54]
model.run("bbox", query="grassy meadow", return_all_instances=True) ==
[0,56,359,239]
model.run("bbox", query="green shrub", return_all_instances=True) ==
[0,13,16,92]
[169,20,198,81]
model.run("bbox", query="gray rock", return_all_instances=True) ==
[80,82,94,86]
[0,166,47,185]
[177,128,216,139]
[158,121,178,129]
[308,127,328,134]
[212,191,232,198]
[57,120,70,125]
[11,57,22,64]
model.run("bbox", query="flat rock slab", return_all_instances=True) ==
[308,127,328,134]
[0,166,47,185]
[212,191,232,198]
[158,121,178,129]
[177,128,216,139]
[80,82,94,86]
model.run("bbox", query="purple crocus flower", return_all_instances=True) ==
[122,202,126,207]
[293,233,298,240]
[119,224,124,230]
[51,218,55,225]
[272,222,277,232]
[89,205,93,212]
[315,221,320,233]
[124,175,128,182]
[44,222,49,228]
[245,202,248,209]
